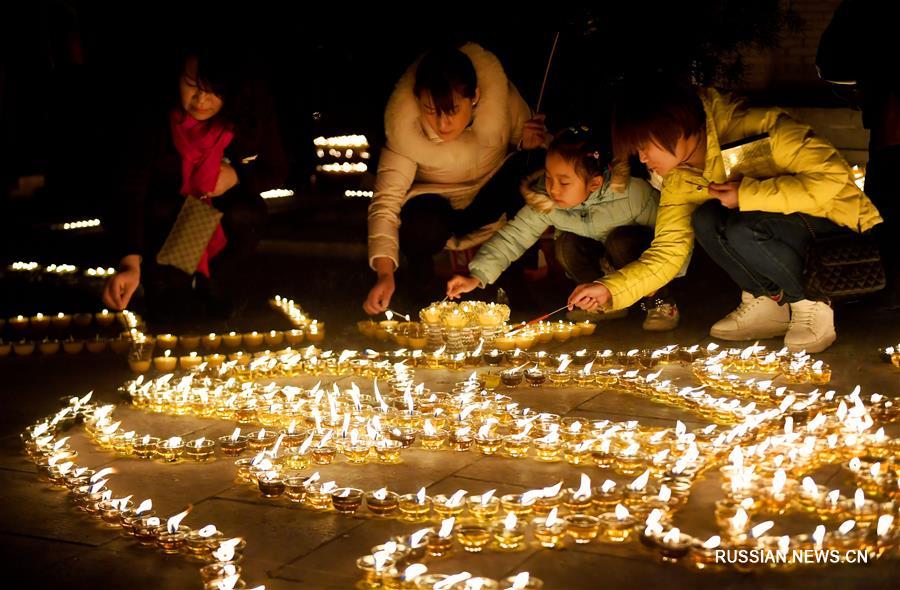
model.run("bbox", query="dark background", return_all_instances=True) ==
[1,1,805,255]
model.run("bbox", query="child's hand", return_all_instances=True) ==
[446,275,480,299]
[708,181,740,209]
[521,114,547,150]
[567,282,611,311]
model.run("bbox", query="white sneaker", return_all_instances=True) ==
[643,303,679,331]
[710,291,790,341]
[784,299,836,353]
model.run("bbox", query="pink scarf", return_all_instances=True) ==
[169,109,234,277]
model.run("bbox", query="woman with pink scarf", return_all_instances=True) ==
[103,46,287,321]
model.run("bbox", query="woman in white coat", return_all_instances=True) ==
[363,43,547,314]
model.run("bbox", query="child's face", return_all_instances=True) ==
[637,133,703,176]
[544,152,603,209]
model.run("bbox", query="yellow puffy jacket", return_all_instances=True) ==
[600,88,883,310]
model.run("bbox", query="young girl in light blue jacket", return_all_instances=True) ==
[446,127,681,331]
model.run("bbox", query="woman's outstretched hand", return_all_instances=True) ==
[446,275,480,299]
[102,255,142,310]
[567,282,611,312]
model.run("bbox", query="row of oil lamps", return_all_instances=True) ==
[94,348,899,574]
[21,395,264,590]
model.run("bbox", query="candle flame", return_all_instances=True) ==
[216,574,240,590]
[434,573,470,590]
[658,485,672,503]
[812,525,825,547]
[751,521,774,538]
[416,487,427,504]
[877,514,893,537]
[614,504,629,520]
[854,488,866,510]
[198,525,218,538]
[511,572,530,589]
[838,520,856,535]
[166,506,191,533]
[629,469,650,492]
[410,529,430,548]
[447,489,467,507]
[573,473,591,499]
[801,477,820,498]
[135,499,153,514]
[542,482,562,498]
[731,508,748,530]
[90,467,115,482]
[404,563,428,580]
[702,535,721,549]
[372,550,390,571]
[372,487,388,501]
[545,507,561,527]
[438,517,455,538]
[869,461,882,479]
[89,479,107,494]
[662,528,681,544]
[771,469,787,495]
[503,511,517,530]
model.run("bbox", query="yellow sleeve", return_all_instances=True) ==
[598,191,697,311]
[737,114,853,217]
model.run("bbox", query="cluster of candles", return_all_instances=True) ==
[3,309,118,331]
[269,295,325,336]
[357,548,542,590]
[20,395,265,590]
[123,296,323,374]
[414,301,598,352]
[16,324,900,585]
[0,310,132,358]
[7,261,84,275]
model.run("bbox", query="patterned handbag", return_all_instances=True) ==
[155,196,223,275]
[803,228,886,300]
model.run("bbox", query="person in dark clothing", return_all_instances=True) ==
[818,0,900,308]
[102,47,287,321]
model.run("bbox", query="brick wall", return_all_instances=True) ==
[739,0,869,163]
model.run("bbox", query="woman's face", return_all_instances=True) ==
[418,88,479,142]
[179,56,224,121]
[544,152,603,209]
[637,133,703,177]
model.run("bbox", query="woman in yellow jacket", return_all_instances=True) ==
[568,83,882,353]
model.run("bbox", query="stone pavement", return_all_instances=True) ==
[3,293,899,589]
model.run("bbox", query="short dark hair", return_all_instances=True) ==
[612,81,705,159]
[413,46,477,117]
[549,127,610,182]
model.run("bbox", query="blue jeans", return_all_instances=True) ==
[691,200,851,303]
